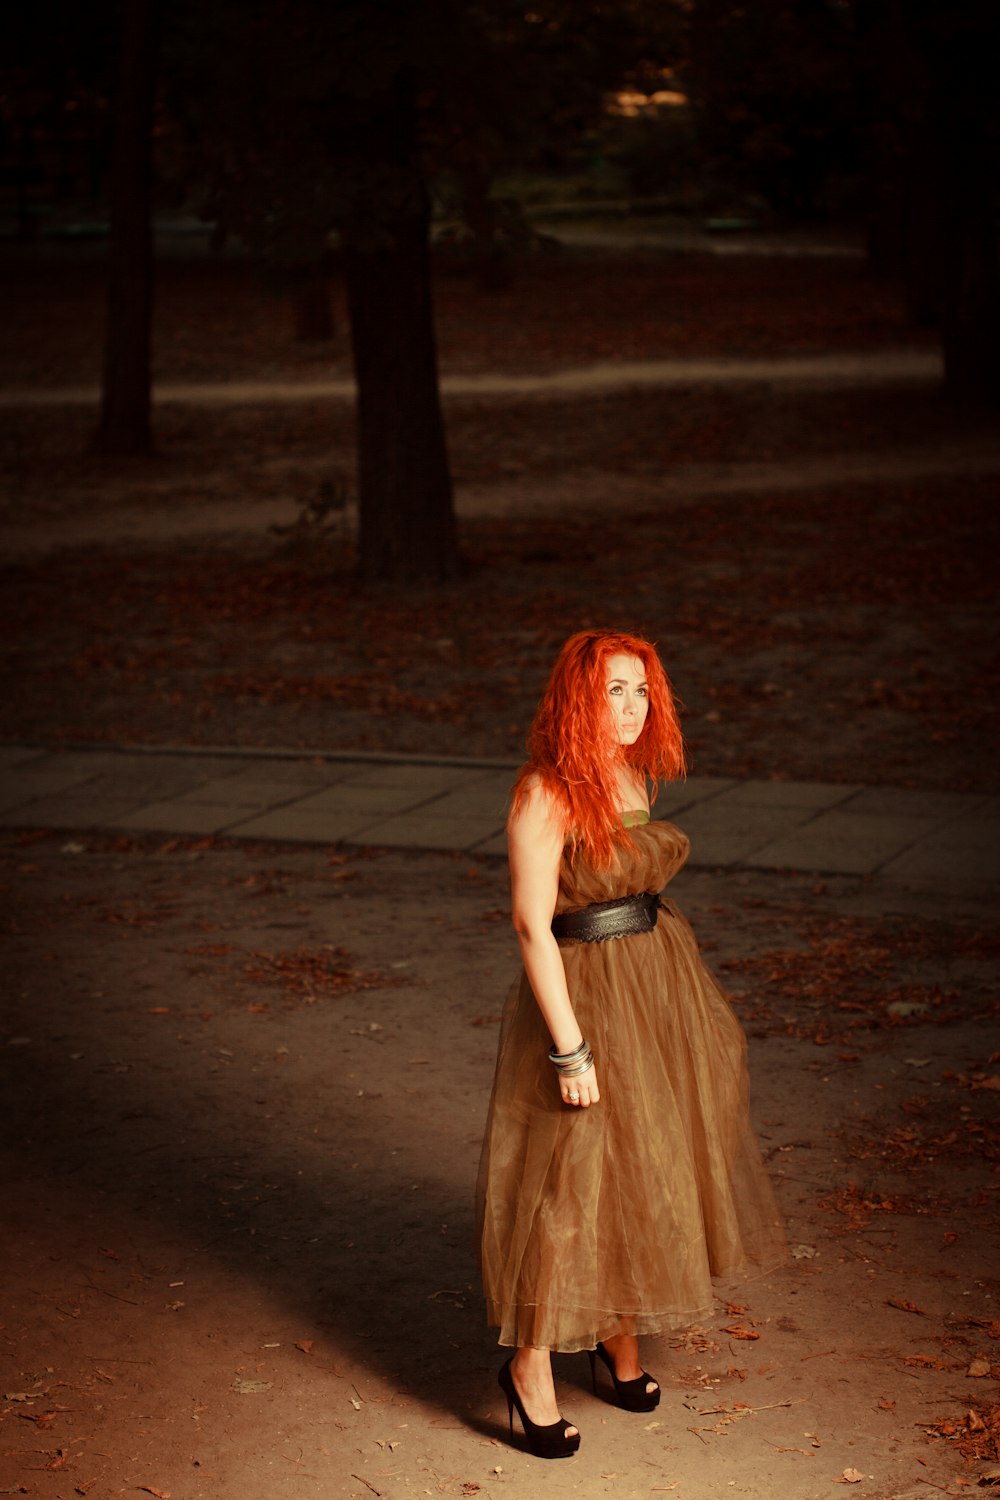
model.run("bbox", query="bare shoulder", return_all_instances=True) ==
[508,775,567,848]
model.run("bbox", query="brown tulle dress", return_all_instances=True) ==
[476,813,786,1352]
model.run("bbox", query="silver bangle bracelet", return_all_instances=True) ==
[549,1038,589,1066]
[554,1052,594,1077]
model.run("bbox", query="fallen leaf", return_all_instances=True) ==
[838,1468,865,1484]
[969,1359,991,1378]
[232,1378,272,1394]
[294,1340,315,1355]
[721,1324,761,1340]
[886,1297,927,1316]
[138,1489,171,1499]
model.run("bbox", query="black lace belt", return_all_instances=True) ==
[551,891,661,944]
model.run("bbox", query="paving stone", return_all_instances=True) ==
[0,766,96,811]
[351,812,507,851]
[220,758,357,786]
[650,777,738,816]
[431,772,515,821]
[934,817,1000,852]
[742,839,889,876]
[838,787,993,820]
[3,744,995,890]
[286,783,449,817]
[106,802,245,835]
[0,794,143,830]
[707,780,861,811]
[668,803,806,861]
[336,762,491,792]
[682,828,790,868]
[748,811,939,875]
[224,808,373,843]
[172,778,319,809]
[880,839,1000,885]
[84,765,256,801]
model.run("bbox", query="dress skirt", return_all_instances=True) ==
[476,816,786,1352]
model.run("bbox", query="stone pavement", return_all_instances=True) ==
[2,743,996,900]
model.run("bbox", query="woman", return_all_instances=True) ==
[476,629,786,1459]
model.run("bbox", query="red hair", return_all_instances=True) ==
[512,629,686,869]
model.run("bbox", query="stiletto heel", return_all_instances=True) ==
[497,1359,581,1459]
[589,1341,661,1412]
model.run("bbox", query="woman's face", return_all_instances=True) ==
[604,652,649,746]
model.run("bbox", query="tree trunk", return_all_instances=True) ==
[859,0,944,322]
[942,207,1000,405]
[934,9,1000,405]
[97,0,157,455]
[344,193,460,584]
[864,0,1000,403]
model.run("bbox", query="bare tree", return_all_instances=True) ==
[98,0,158,455]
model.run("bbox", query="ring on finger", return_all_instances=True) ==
[568,1091,580,1102]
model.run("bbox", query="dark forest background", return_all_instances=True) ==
[3,0,997,581]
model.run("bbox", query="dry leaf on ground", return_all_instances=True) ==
[886,1296,927,1315]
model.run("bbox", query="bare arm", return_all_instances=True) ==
[507,782,600,1108]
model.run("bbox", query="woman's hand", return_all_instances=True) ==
[561,1062,600,1109]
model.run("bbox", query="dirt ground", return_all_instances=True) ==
[2,396,998,793]
[1,245,999,1497]
[1,831,998,1500]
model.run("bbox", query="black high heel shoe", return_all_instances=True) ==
[588,1341,661,1412]
[497,1358,581,1459]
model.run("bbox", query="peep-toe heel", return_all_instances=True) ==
[588,1341,661,1412]
[497,1358,581,1459]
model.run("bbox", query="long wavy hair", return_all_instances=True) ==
[511,629,686,868]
